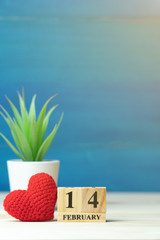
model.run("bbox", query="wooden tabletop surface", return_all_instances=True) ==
[0,192,160,240]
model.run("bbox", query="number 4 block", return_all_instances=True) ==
[57,187,106,222]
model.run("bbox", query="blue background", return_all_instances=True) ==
[0,0,160,191]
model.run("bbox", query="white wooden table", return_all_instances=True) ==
[0,192,160,240]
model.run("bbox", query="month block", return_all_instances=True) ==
[57,187,106,222]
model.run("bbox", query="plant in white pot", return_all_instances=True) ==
[0,90,63,191]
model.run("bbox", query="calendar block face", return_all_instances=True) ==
[81,187,106,213]
[57,188,82,213]
[57,187,106,222]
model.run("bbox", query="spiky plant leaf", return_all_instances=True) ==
[35,125,58,161]
[29,95,36,120]
[27,95,37,157]
[0,90,63,161]
[17,92,31,144]
[40,104,58,143]
[1,102,32,161]
[0,133,24,160]
[0,105,15,125]
[0,112,23,155]
[5,96,23,130]
[13,121,34,161]
[36,94,57,148]
[29,115,37,159]
[0,111,12,128]
[35,112,63,161]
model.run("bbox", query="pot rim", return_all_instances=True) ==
[7,159,60,164]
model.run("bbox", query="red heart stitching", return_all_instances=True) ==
[3,173,57,221]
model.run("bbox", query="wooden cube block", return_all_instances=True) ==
[57,187,82,213]
[57,187,106,222]
[81,187,106,213]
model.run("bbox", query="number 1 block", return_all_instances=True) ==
[57,187,106,222]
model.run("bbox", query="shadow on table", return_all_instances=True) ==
[106,219,126,223]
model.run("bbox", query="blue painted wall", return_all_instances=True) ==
[0,0,160,191]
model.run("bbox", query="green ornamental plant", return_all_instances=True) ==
[0,90,63,161]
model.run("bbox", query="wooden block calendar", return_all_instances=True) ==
[57,187,106,222]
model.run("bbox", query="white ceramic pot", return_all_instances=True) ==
[7,160,60,191]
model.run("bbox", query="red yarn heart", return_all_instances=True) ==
[3,173,57,221]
